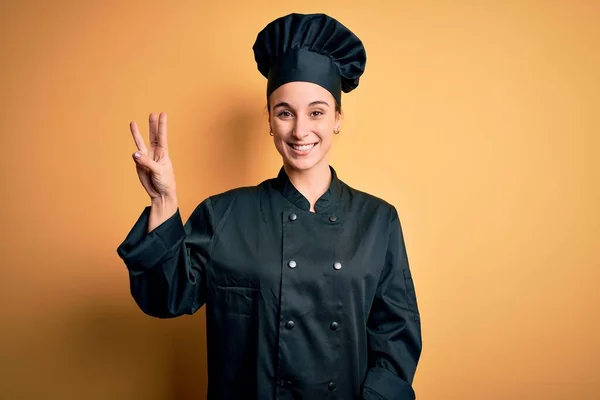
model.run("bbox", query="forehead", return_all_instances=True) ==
[269,81,334,105]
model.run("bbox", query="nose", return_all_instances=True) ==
[292,115,309,139]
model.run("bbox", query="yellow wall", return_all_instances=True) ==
[1,1,598,399]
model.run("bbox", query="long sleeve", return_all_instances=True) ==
[116,198,215,318]
[362,208,422,400]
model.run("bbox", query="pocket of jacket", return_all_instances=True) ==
[214,285,259,318]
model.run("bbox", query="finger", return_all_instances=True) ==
[157,112,168,150]
[132,151,160,174]
[136,164,155,193]
[149,112,159,148]
[130,121,148,154]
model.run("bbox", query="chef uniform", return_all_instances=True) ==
[117,13,422,400]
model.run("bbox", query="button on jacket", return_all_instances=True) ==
[116,166,422,399]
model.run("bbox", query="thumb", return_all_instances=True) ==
[132,151,159,174]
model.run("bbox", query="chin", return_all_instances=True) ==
[283,154,327,172]
[286,160,316,171]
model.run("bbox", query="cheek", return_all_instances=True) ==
[316,121,335,141]
[272,133,288,154]
[271,120,291,136]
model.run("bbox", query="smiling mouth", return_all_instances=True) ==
[288,142,317,152]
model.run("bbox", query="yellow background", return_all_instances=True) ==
[1,1,598,399]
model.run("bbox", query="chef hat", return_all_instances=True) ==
[252,13,367,107]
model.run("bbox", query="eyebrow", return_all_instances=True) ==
[272,100,331,109]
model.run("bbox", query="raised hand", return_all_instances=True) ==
[130,112,177,200]
[130,112,178,231]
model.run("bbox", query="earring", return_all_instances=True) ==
[334,127,340,134]
[269,127,273,136]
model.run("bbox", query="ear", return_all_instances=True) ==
[335,111,341,131]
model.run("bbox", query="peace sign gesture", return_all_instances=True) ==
[130,112,177,201]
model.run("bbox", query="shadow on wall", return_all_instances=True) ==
[169,93,266,399]
[181,92,270,195]
[19,94,270,400]
[62,298,175,400]
[1,257,179,400]
[152,93,265,399]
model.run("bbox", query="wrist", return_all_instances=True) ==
[151,192,177,204]
[150,194,178,217]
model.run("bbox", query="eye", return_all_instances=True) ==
[311,110,324,117]
[277,110,293,118]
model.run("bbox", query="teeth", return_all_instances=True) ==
[292,143,315,151]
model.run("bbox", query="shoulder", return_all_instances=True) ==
[209,184,262,204]
[192,178,274,218]
[210,176,276,202]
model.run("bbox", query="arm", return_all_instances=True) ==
[116,198,215,318]
[362,208,422,400]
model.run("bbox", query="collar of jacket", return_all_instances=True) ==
[275,165,342,213]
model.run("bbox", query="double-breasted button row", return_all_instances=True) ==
[287,260,342,270]
[288,213,338,223]
[279,379,292,388]
[283,320,338,331]
[279,379,335,391]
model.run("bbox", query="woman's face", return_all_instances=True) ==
[269,81,340,173]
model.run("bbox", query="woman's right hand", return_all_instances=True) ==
[130,112,179,232]
[130,112,177,201]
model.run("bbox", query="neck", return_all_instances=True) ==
[284,161,332,213]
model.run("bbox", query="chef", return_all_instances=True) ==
[117,12,422,400]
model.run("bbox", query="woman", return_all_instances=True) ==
[117,13,422,400]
